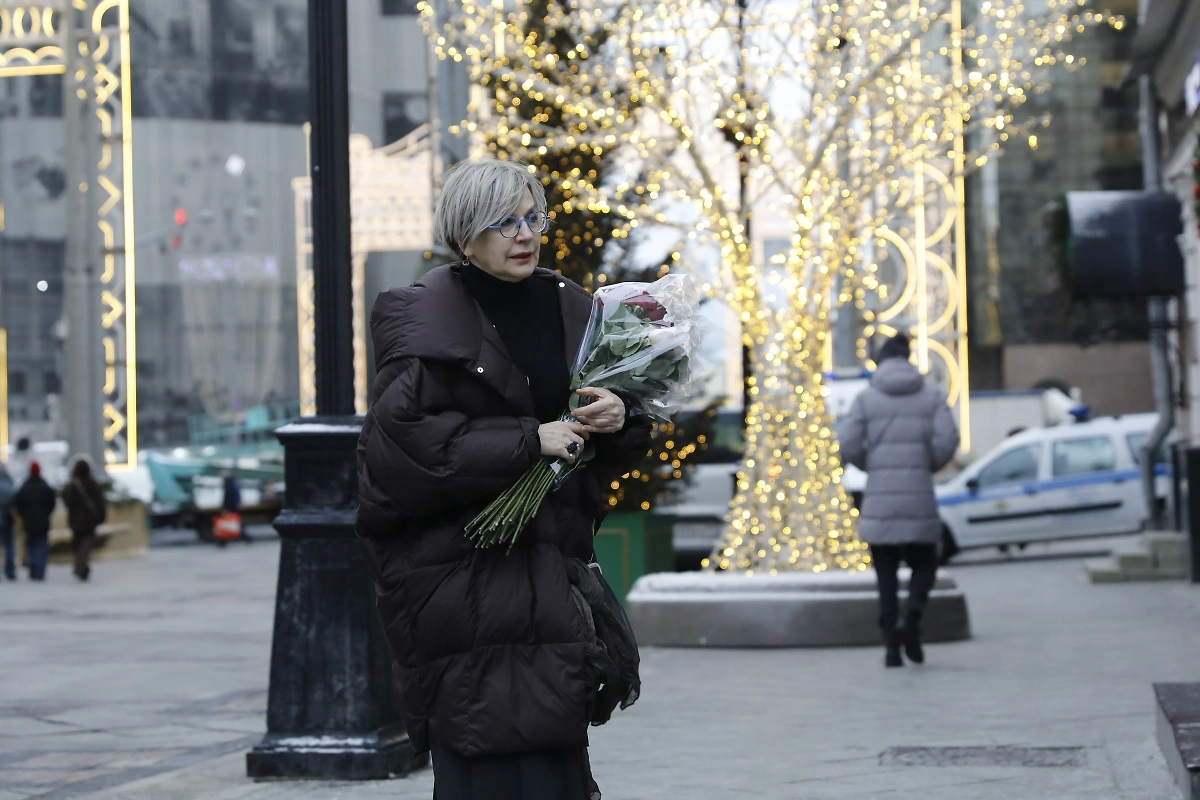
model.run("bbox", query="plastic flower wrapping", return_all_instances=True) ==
[466,274,704,550]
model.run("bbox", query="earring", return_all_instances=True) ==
[461,256,470,266]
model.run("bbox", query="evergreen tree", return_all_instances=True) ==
[480,0,715,511]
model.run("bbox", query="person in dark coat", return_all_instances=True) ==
[356,158,652,800]
[12,462,58,582]
[840,334,960,667]
[0,463,15,580]
[61,458,106,581]
[220,472,251,544]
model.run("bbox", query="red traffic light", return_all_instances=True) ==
[174,207,187,226]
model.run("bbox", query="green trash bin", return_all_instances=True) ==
[593,512,674,603]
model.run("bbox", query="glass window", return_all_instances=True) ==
[1126,431,1167,465]
[382,0,420,14]
[977,444,1042,487]
[383,91,430,145]
[1052,436,1116,477]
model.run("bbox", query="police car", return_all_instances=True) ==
[935,413,1167,561]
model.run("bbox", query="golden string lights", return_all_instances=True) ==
[423,0,1118,572]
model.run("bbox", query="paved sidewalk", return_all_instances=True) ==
[0,538,1195,799]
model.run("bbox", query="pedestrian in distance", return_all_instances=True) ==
[12,462,58,582]
[61,457,107,582]
[7,437,33,490]
[357,158,651,800]
[840,333,960,667]
[0,462,16,580]
[219,472,252,544]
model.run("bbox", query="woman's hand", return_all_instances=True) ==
[539,420,589,461]
[572,388,626,434]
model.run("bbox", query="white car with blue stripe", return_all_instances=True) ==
[935,413,1167,561]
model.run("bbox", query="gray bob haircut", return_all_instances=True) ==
[433,158,547,256]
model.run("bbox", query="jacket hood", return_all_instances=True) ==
[369,264,593,405]
[871,357,925,396]
[370,264,591,369]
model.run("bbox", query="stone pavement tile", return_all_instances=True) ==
[11,737,262,800]
[1102,735,1184,800]
[0,718,83,739]
[3,540,1196,799]
[81,751,436,800]
[7,751,136,769]
[0,766,118,790]
[779,764,1119,799]
[580,562,1194,799]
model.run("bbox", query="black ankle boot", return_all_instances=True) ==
[898,613,924,664]
[883,628,903,668]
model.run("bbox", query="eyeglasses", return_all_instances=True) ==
[486,211,551,238]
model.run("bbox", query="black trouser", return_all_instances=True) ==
[870,544,938,630]
[72,530,95,578]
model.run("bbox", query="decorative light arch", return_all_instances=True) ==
[0,1,137,467]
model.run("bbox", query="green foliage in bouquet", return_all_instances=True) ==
[568,303,690,406]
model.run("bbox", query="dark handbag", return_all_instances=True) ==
[581,559,640,725]
[588,561,636,648]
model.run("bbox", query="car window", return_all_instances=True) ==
[976,444,1041,488]
[1052,436,1116,477]
[1126,431,1167,465]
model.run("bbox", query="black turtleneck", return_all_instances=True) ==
[461,263,568,423]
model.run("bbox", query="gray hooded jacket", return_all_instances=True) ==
[839,358,960,546]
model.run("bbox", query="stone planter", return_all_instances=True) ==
[627,569,971,647]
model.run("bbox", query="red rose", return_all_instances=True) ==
[623,292,668,321]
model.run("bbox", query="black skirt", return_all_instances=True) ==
[430,737,594,800]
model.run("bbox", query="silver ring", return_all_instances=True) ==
[566,442,580,456]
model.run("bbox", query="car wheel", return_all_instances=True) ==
[937,527,959,565]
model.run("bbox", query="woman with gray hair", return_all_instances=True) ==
[357,158,650,799]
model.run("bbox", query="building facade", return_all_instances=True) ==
[1129,0,1200,441]
[963,0,1155,416]
[0,0,461,452]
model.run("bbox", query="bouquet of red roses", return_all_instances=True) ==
[466,274,702,550]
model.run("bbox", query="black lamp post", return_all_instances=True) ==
[246,0,424,779]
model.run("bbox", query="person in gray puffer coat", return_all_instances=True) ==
[840,334,960,667]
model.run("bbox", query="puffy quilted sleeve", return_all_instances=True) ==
[358,356,541,522]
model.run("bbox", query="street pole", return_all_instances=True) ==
[1138,72,1173,531]
[309,0,355,415]
[62,1,106,469]
[246,0,423,780]
[0,200,6,462]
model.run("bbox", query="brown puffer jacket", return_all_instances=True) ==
[356,264,651,758]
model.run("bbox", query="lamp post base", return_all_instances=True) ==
[246,418,425,781]
[247,726,428,780]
